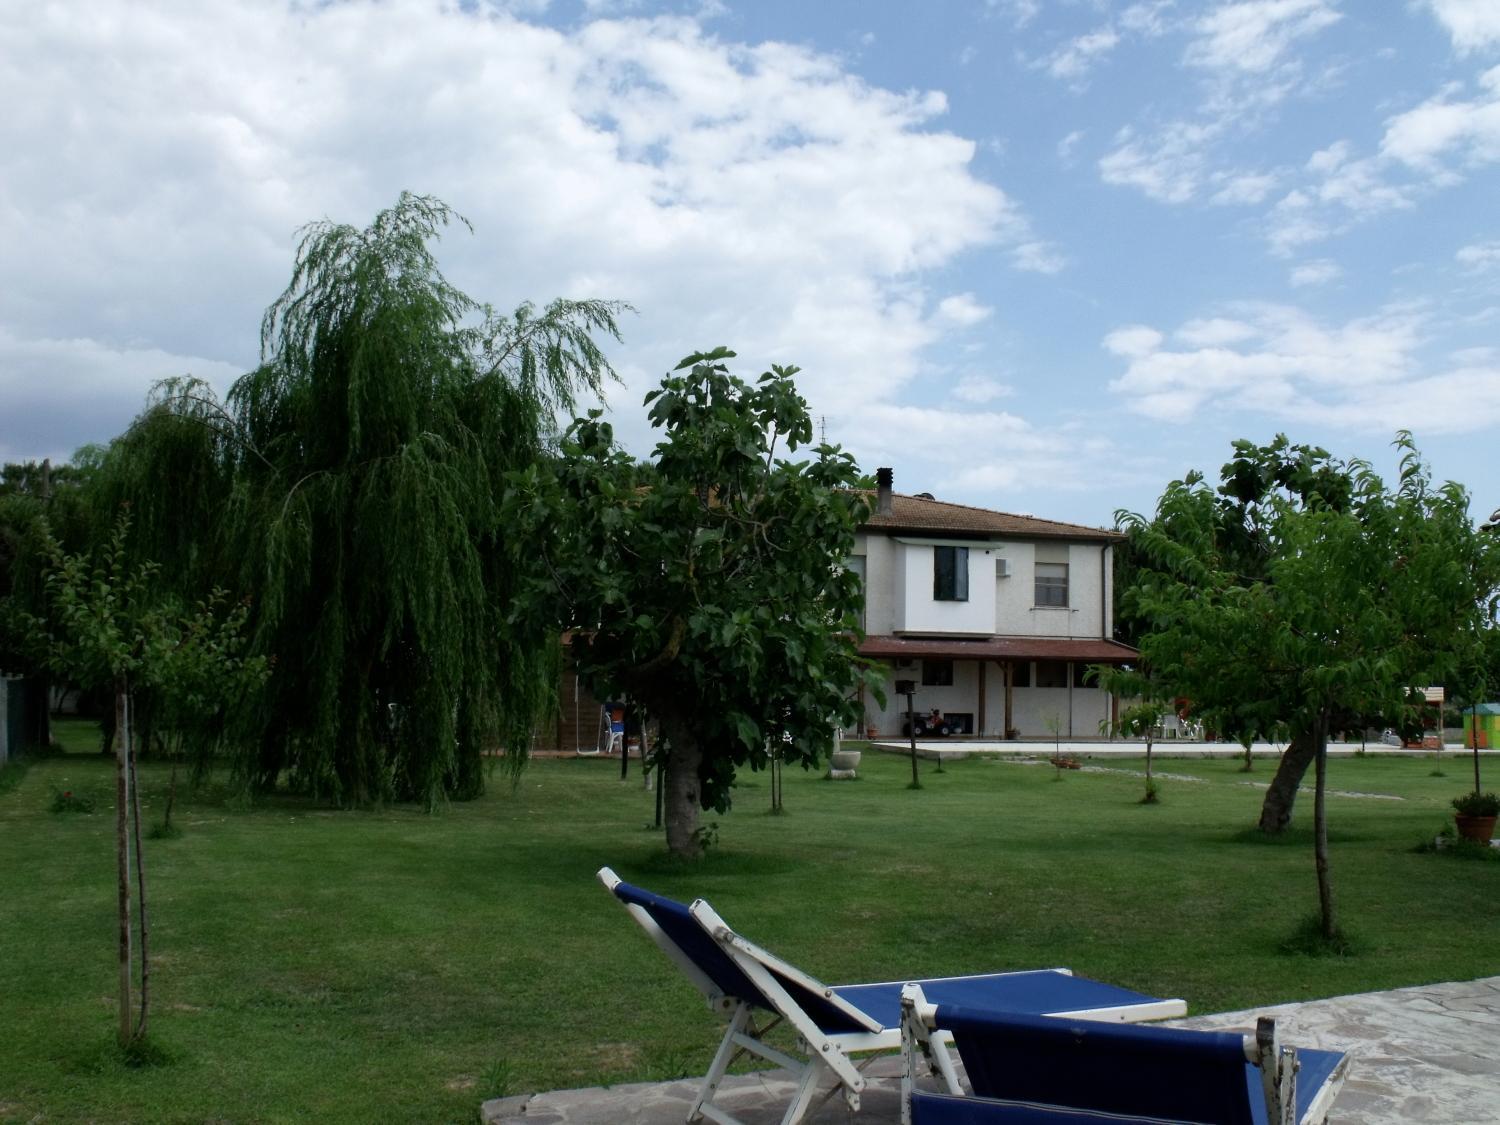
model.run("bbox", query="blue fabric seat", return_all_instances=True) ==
[902,991,1350,1125]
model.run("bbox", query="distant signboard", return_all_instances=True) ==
[1423,686,1444,704]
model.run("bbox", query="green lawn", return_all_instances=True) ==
[2,723,1497,1123]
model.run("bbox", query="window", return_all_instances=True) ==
[921,659,954,686]
[934,546,969,601]
[1036,660,1069,688]
[844,555,866,630]
[1011,661,1031,688]
[1072,662,1093,688]
[1035,562,1068,607]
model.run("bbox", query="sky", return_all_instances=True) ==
[3,0,1499,528]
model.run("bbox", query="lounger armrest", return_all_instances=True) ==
[901,983,965,1100]
[1254,1017,1297,1125]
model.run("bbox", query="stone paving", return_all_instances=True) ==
[481,976,1500,1124]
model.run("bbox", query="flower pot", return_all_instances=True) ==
[1455,814,1497,844]
[866,726,878,739]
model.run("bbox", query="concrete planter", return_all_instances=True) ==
[828,748,862,779]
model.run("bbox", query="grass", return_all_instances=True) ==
[1,724,1498,1122]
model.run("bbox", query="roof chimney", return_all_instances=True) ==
[876,467,893,516]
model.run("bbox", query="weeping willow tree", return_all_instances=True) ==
[108,193,626,805]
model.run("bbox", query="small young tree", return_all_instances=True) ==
[507,349,876,858]
[29,515,265,1047]
[1096,665,1169,803]
[1120,434,1499,941]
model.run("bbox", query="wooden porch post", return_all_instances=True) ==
[1003,661,1014,739]
[977,661,987,737]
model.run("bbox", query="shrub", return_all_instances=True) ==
[1452,791,1500,817]
[50,788,94,814]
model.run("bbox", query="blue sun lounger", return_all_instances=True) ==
[899,983,1350,1125]
[599,867,1187,1125]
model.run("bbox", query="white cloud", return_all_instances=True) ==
[1380,66,1500,172]
[1120,1,1177,38]
[0,1,1027,463]
[1450,345,1498,364]
[1175,317,1258,346]
[847,400,1112,501]
[1422,0,1500,54]
[1333,365,1500,434]
[1185,0,1341,74]
[1209,169,1280,204]
[1306,141,1416,212]
[951,374,1013,403]
[1057,129,1085,163]
[1012,240,1067,274]
[0,328,243,463]
[1103,325,1166,359]
[1457,240,1500,270]
[1098,122,1220,203]
[1104,303,1458,429]
[1036,27,1120,83]
[1289,258,1342,286]
[1261,66,1500,252]
[1095,1,1340,211]
[936,293,994,326]
[986,0,1041,30]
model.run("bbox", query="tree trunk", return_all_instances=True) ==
[113,677,134,1046]
[1312,715,1337,940]
[1257,729,1317,833]
[127,719,150,1039]
[659,712,704,858]
[1474,702,1483,796]
[164,756,179,831]
[23,672,51,752]
[99,703,116,756]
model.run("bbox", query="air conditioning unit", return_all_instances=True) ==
[895,658,918,670]
[995,558,1011,578]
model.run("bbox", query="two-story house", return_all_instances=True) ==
[853,468,1136,739]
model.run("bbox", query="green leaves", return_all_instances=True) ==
[506,352,871,824]
[1121,434,1499,744]
[29,513,267,722]
[92,194,627,808]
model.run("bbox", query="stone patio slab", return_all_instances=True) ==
[482,976,1500,1124]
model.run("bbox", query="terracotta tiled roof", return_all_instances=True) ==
[858,634,1138,663]
[858,491,1122,542]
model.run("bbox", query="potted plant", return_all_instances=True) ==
[1451,790,1500,844]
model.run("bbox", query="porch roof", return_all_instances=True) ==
[858,634,1139,665]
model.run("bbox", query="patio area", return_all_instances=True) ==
[482,975,1500,1123]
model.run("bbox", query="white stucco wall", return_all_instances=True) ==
[855,534,1115,642]
[853,528,1119,739]
[859,662,1114,739]
[851,534,898,635]
[894,540,997,635]
[993,540,1112,638]
[863,660,981,735]
[1000,682,1112,739]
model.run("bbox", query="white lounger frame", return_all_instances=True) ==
[599,867,1186,1125]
